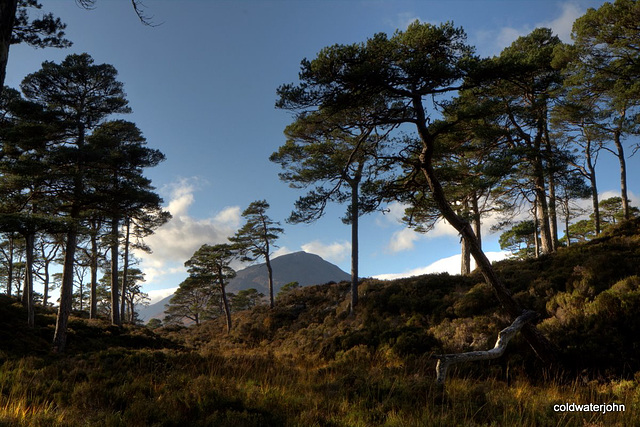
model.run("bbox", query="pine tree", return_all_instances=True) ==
[184,244,236,333]
[21,53,130,351]
[270,109,393,313]
[229,200,283,309]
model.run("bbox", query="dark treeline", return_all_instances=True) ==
[0,52,169,352]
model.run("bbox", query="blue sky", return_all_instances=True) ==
[5,0,639,302]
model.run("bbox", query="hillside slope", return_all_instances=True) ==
[187,218,640,376]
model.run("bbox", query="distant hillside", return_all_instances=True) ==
[138,251,350,321]
[227,251,350,294]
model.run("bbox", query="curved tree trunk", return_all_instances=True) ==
[413,97,557,366]
[434,310,539,385]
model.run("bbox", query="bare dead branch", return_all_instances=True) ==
[432,310,539,385]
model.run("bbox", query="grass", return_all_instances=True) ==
[1,339,638,426]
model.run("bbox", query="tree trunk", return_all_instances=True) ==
[219,270,232,333]
[120,217,130,322]
[0,0,17,91]
[613,129,629,220]
[461,236,471,275]
[265,254,275,309]
[533,160,553,254]
[585,141,601,235]
[532,199,540,258]
[24,232,35,327]
[53,228,77,353]
[412,97,557,366]
[110,216,121,326]
[545,125,558,252]
[6,233,13,296]
[460,199,471,275]
[471,193,482,250]
[42,259,50,307]
[547,174,558,251]
[434,310,539,385]
[564,197,571,248]
[349,179,359,314]
[89,221,99,318]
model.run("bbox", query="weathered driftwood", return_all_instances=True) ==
[432,310,539,385]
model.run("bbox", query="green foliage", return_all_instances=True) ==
[229,200,282,307]
[565,197,639,243]
[146,318,162,329]
[499,220,537,258]
[164,276,220,326]
[276,281,299,300]
[229,200,283,262]
[230,288,265,312]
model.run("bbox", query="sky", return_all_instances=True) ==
[5,0,639,304]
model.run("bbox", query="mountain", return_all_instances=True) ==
[138,251,351,321]
[227,251,351,294]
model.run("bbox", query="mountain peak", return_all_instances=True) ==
[138,251,350,321]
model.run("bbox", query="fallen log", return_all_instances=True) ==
[432,310,540,385]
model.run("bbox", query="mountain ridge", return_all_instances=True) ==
[138,251,350,321]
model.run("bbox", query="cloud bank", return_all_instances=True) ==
[136,178,241,286]
[374,251,510,281]
[477,2,585,55]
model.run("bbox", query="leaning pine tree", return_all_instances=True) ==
[276,22,557,364]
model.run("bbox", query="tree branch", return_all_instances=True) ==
[432,310,539,385]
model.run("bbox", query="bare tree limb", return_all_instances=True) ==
[432,310,539,385]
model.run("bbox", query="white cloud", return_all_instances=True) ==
[496,27,527,51]
[135,177,241,286]
[539,2,583,43]
[479,2,586,55]
[376,201,408,227]
[386,216,460,253]
[147,287,178,305]
[394,12,424,30]
[374,251,510,280]
[271,246,293,259]
[387,227,422,252]
[301,240,351,263]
